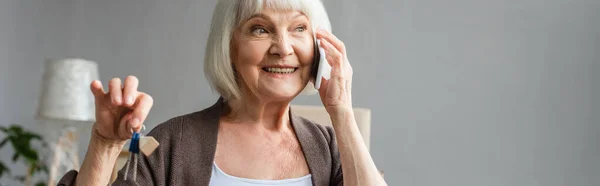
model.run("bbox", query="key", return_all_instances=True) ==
[124,132,140,181]
[109,127,159,184]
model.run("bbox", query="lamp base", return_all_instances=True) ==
[45,126,80,186]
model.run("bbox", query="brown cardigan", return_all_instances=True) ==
[58,97,343,186]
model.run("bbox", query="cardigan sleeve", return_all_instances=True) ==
[56,153,156,186]
[326,126,344,186]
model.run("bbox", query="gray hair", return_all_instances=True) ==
[203,0,332,101]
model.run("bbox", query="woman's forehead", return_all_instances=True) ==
[249,10,307,21]
[254,0,306,11]
[237,0,311,24]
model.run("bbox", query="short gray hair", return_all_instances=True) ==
[203,0,332,101]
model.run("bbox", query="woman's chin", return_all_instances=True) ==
[258,85,303,101]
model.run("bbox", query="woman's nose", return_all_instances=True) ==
[269,35,294,57]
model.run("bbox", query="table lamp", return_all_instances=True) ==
[36,58,99,186]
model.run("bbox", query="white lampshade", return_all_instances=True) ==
[36,58,99,122]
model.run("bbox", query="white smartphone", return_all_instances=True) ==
[311,39,331,90]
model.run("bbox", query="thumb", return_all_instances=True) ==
[90,80,106,100]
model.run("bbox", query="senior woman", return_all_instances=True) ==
[58,0,386,185]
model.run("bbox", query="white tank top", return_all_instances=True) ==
[209,162,313,186]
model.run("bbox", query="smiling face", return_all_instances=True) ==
[231,8,315,102]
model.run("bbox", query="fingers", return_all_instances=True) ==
[107,76,140,107]
[90,80,106,100]
[316,30,353,77]
[130,93,153,132]
[118,112,134,139]
[122,76,139,107]
[316,29,346,54]
[92,75,151,139]
[109,78,123,105]
[114,93,152,138]
[115,93,152,138]
[319,39,344,69]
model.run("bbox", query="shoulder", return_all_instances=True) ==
[146,107,218,142]
[143,100,222,159]
[145,111,194,141]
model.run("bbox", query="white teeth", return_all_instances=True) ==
[264,67,296,73]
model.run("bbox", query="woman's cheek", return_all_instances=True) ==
[236,38,270,63]
[293,40,315,65]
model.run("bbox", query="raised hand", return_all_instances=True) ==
[89,76,153,145]
[315,29,353,114]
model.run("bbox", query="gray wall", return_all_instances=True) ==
[0,0,73,185]
[2,0,599,185]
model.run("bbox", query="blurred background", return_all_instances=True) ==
[1,0,599,185]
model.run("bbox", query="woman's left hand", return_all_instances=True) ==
[316,29,387,186]
[316,29,353,114]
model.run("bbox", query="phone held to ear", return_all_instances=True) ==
[312,39,331,90]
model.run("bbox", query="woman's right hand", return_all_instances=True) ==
[89,76,154,146]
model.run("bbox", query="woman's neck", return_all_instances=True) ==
[223,95,292,130]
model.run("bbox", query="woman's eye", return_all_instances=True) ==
[251,27,268,35]
[295,26,306,32]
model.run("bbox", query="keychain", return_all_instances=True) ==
[124,132,141,181]
[110,125,159,184]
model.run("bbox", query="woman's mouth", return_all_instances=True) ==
[261,67,298,74]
